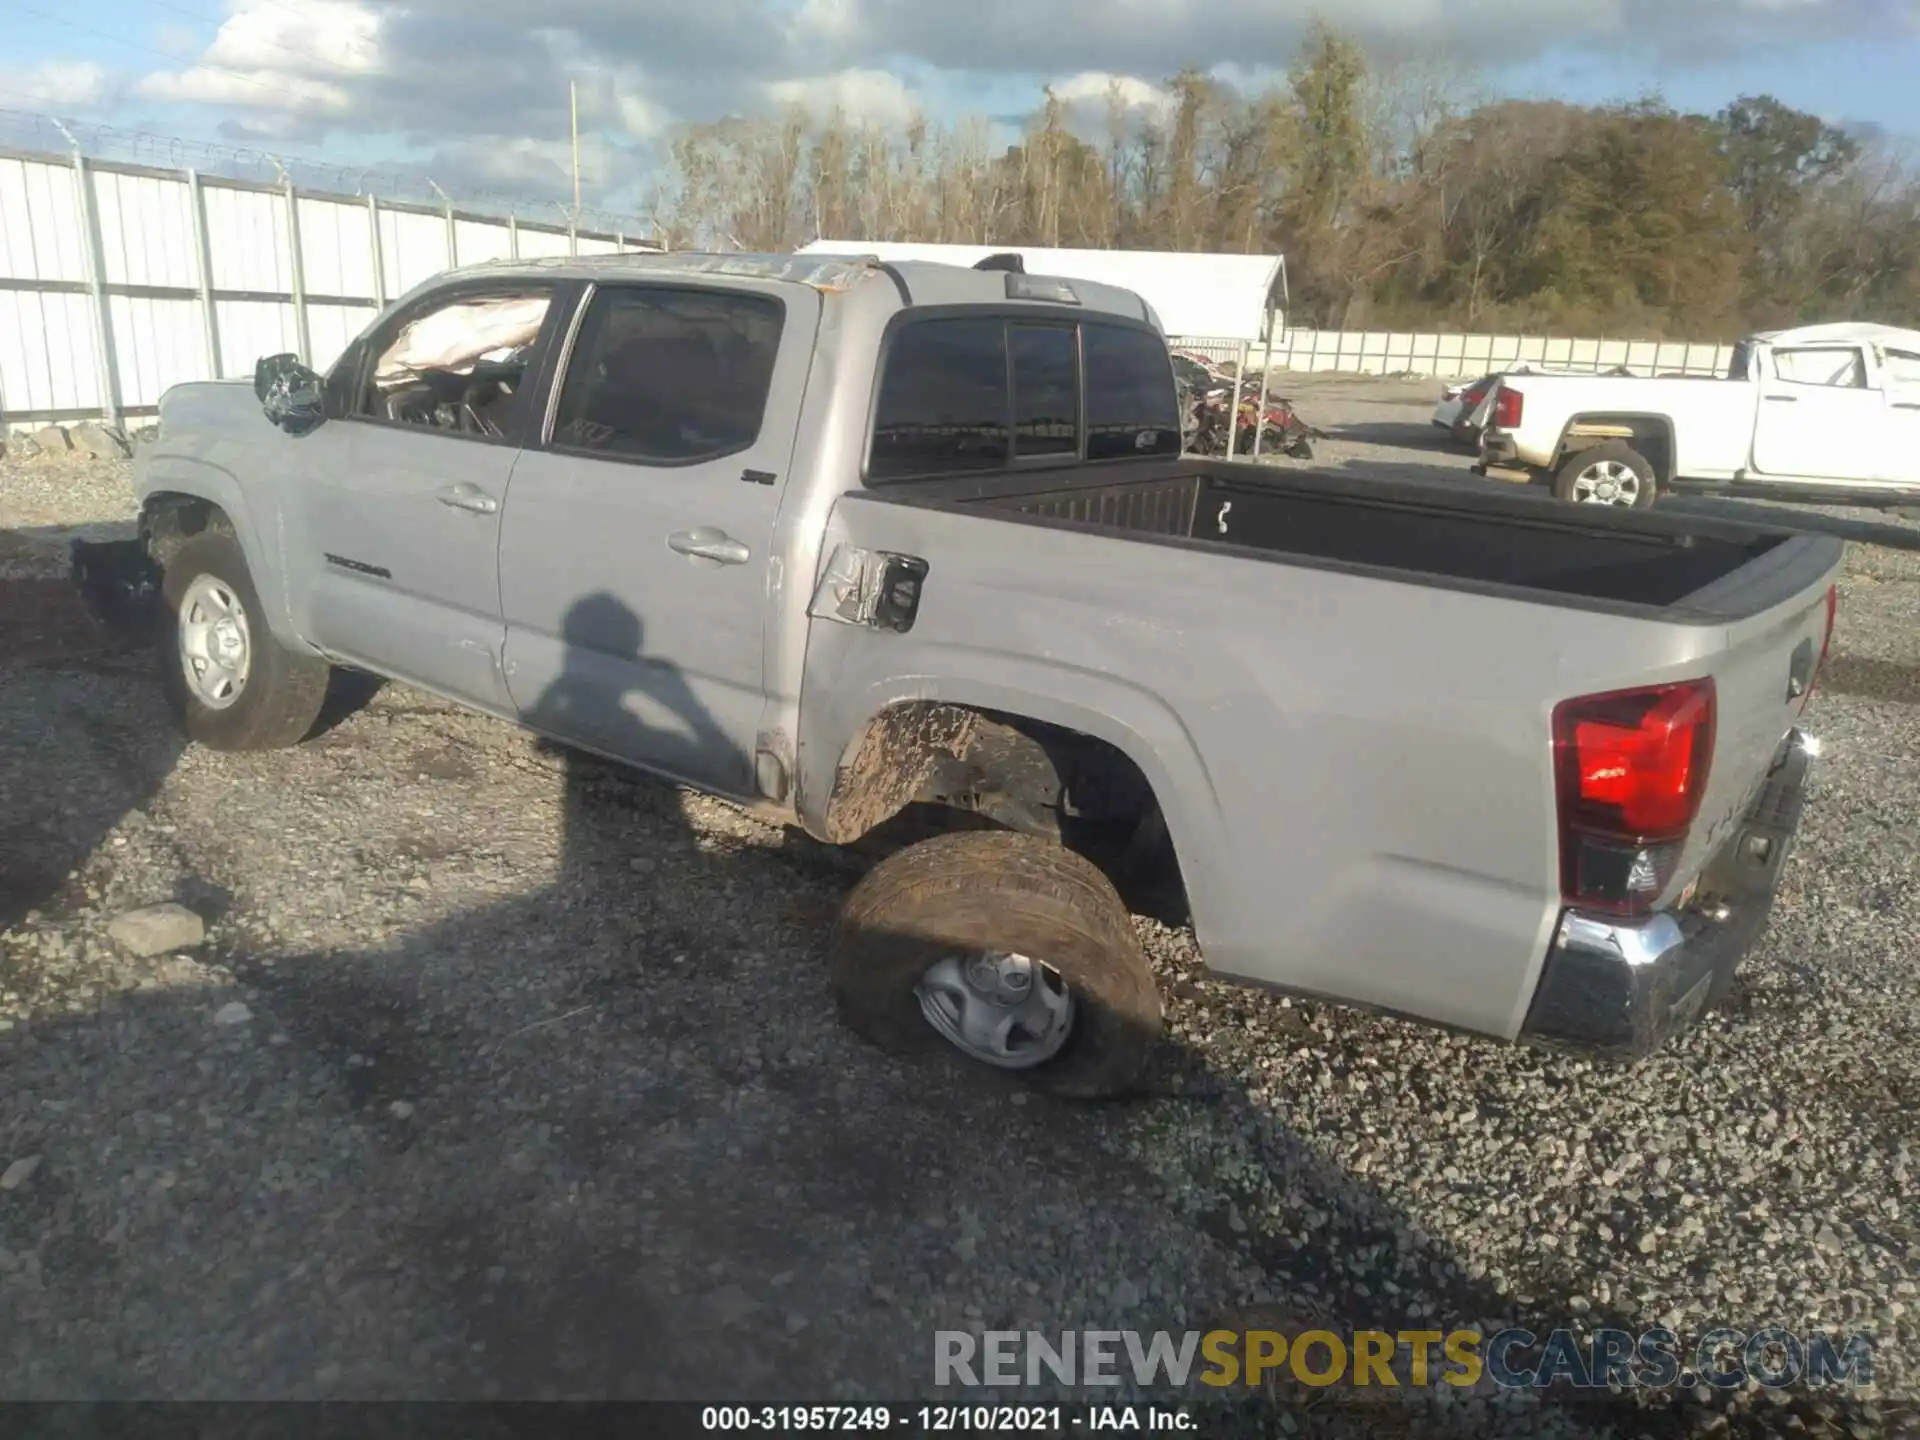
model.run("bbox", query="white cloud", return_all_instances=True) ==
[1048,71,1175,116]
[0,59,118,109]
[764,68,922,126]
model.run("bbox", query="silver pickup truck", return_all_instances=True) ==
[84,251,1844,1098]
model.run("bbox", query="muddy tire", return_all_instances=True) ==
[1552,440,1658,509]
[159,530,331,751]
[828,830,1163,1099]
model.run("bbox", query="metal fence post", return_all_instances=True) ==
[62,140,123,428]
[367,194,387,311]
[283,176,311,364]
[186,168,223,381]
[508,213,520,260]
[1225,340,1249,460]
[1252,343,1273,459]
[567,219,578,257]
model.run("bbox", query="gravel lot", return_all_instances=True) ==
[2,380,1915,1437]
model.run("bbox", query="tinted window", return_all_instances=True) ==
[551,286,784,463]
[869,318,1010,480]
[1011,324,1079,458]
[357,289,553,438]
[1083,322,1183,459]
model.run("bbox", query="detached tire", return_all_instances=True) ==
[829,831,1163,1099]
[1552,439,1658,509]
[159,529,331,751]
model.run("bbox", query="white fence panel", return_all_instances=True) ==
[306,303,377,373]
[0,156,87,282]
[297,197,377,300]
[0,289,100,413]
[205,185,293,294]
[109,295,207,408]
[454,218,513,266]
[94,171,197,289]
[1,146,644,428]
[215,300,300,379]
[379,208,451,302]
[516,226,573,259]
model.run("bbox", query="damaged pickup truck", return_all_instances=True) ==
[87,251,1844,1097]
[1476,321,1920,509]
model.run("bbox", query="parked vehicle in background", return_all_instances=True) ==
[82,252,1842,1099]
[1435,364,1634,449]
[1477,322,1920,508]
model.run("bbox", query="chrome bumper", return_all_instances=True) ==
[1520,729,1814,1061]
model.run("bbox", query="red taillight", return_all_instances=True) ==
[1493,387,1523,429]
[1801,584,1838,712]
[1553,679,1716,912]
[1462,383,1489,407]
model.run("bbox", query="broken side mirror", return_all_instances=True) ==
[255,353,327,435]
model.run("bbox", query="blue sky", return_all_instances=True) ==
[2,0,1916,214]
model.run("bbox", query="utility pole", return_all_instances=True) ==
[570,80,581,221]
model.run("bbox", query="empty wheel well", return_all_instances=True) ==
[140,493,235,567]
[817,702,1185,909]
[1557,417,1674,482]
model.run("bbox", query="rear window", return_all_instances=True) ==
[867,315,1180,481]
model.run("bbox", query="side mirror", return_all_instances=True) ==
[254,353,326,435]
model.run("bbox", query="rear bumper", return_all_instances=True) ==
[1520,728,1814,1061]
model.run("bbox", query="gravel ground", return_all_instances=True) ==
[2,388,1916,1437]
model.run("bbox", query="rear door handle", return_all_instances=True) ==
[668,528,750,565]
[436,483,499,514]
[1764,394,1798,403]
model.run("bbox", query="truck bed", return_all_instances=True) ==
[871,458,1826,618]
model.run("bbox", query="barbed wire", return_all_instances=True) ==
[0,106,657,237]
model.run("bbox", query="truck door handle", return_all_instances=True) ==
[1764,394,1798,403]
[668,528,750,565]
[436,483,499,514]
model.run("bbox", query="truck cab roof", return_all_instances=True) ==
[428,250,1162,329]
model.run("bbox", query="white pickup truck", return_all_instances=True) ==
[1476,322,1920,509]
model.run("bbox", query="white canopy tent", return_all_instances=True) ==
[792,240,1288,343]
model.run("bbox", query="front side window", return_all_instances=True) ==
[550,286,785,464]
[868,318,1011,481]
[359,289,553,438]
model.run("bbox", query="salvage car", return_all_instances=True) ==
[83,252,1843,1097]
[1476,321,1920,508]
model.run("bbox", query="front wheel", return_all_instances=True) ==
[1552,440,1658,508]
[828,831,1164,1098]
[159,530,332,751]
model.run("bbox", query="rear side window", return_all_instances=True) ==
[550,285,785,464]
[868,318,1010,480]
[1083,322,1182,459]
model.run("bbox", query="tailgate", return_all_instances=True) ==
[1672,563,1839,893]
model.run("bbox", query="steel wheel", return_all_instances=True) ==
[915,949,1075,1069]
[177,573,252,710]
[1569,459,1643,506]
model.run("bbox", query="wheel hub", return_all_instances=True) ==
[177,573,253,710]
[915,950,1074,1069]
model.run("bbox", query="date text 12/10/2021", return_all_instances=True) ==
[700,1406,1194,1432]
